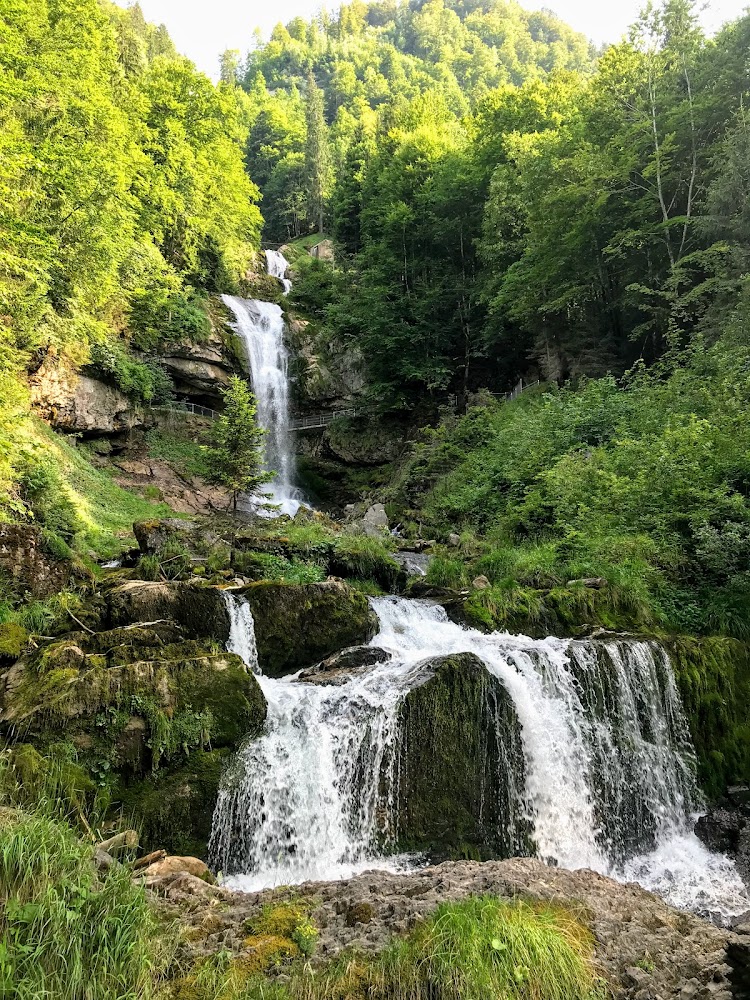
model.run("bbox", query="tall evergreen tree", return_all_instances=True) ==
[304,71,330,234]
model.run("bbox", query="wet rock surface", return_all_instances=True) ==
[151,858,749,1000]
[298,645,391,685]
[396,652,527,857]
[239,579,379,676]
[696,796,750,888]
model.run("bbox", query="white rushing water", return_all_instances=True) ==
[265,248,292,295]
[212,594,747,921]
[222,246,306,515]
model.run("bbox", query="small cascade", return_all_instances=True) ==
[210,595,748,920]
[265,249,292,294]
[222,245,306,514]
[224,592,259,674]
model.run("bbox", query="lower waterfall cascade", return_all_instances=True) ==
[211,594,748,922]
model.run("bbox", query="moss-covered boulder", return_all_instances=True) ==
[668,636,750,800]
[239,580,378,677]
[107,581,231,641]
[0,625,265,762]
[396,652,528,859]
[133,518,198,555]
[0,623,267,857]
[115,749,232,857]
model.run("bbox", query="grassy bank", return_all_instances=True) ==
[0,771,601,1000]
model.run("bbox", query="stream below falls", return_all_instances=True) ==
[210,594,749,924]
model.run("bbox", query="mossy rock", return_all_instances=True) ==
[115,749,231,857]
[239,579,378,677]
[2,648,265,749]
[396,652,529,859]
[107,581,231,642]
[238,271,285,304]
[0,623,28,660]
[668,635,750,800]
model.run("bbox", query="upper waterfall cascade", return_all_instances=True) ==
[212,594,748,922]
[221,249,303,516]
[265,248,292,294]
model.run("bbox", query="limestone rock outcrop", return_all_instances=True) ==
[30,359,151,435]
[154,858,749,1000]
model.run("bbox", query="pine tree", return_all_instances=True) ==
[304,71,330,234]
[205,377,271,510]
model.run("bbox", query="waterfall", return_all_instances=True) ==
[221,249,303,515]
[265,249,292,295]
[211,595,747,920]
[224,592,260,674]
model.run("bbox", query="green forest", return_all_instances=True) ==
[2,0,750,634]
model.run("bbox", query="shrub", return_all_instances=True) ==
[88,340,172,403]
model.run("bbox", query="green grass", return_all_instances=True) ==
[0,811,165,1000]
[145,427,212,479]
[170,896,601,1000]
[284,232,331,255]
[10,417,173,559]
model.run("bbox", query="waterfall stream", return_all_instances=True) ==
[221,249,303,515]
[212,594,747,921]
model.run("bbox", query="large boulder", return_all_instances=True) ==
[396,652,528,859]
[107,581,231,641]
[133,518,199,555]
[0,623,267,858]
[239,580,379,677]
[0,628,266,753]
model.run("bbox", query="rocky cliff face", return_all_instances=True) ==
[30,359,152,436]
[156,325,240,408]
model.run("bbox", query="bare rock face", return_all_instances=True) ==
[140,855,213,881]
[0,523,70,597]
[159,357,232,399]
[155,858,749,1000]
[30,360,149,434]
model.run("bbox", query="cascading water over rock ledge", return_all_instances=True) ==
[221,249,303,515]
[211,594,748,921]
[265,248,292,294]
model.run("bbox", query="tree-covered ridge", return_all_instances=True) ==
[235,0,593,241]
[244,0,750,411]
[0,0,261,511]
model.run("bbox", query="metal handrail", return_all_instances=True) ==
[151,401,221,420]
[151,400,358,431]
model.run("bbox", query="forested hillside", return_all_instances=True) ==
[225,0,750,640]
[0,0,260,519]
[240,0,750,408]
